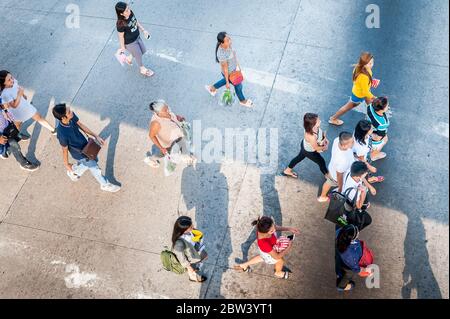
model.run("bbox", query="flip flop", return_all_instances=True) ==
[281,171,298,179]
[205,85,217,97]
[275,271,289,280]
[233,265,252,273]
[328,118,344,126]
[140,68,155,77]
[368,176,384,183]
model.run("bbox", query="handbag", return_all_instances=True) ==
[229,70,244,86]
[81,138,101,160]
[2,122,20,140]
[358,240,374,267]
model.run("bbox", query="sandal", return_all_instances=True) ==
[275,271,289,280]
[239,99,254,108]
[233,265,252,273]
[371,152,387,161]
[189,273,207,283]
[281,170,298,179]
[140,68,155,77]
[328,117,344,126]
[368,176,384,183]
[205,85,217,97]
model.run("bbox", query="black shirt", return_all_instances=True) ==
[117,12,140,45]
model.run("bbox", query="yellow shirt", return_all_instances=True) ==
[352,69,374,99]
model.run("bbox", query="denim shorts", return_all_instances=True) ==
[350,93,365,104]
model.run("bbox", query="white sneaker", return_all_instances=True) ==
[239,99,254,108]
[205,85,217,97]
[67,170,80,182]
[101,183,121,193]
[144,156,160,168]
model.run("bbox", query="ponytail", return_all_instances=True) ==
[215,32,227,63]
[352,52,374,85]
[251,216,274,233]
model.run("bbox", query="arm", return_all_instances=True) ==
[336,171,345,193]
[137,21,146,33]
[176,114,186,122]
[355,187,367,210]
[362,177,376,196]
[149,121,167,155]
[77,121,105,145]
[62,146,73,172]
[117,32,126,52]
[9,87,25,108]
[0,136,8,145]
[221,62,230,89]
[356,155,377,173]
[357,74,375,100]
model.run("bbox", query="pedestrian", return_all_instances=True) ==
[0,103,39,171]
[234,216,300,279]
[342,161,376,214]
[329,52,377,126]
[145,100,196,168]
[0,70,56,138]
[171,216,208,283]
[318,132,355,202]
[115,1,154,77]
[205,32,254,108]
[367,96,390,161]
[335,224,373,292]
[52,103,120,193]
[283,113,331,181]
[353,119,384,183]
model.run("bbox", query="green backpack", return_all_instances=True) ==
[161,247,186,275]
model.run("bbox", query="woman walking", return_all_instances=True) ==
[329,52,378,126]
[115,2,154,77]
[172,216,208,283]
[367,96,390,161]
[353,119,384,183]
[205,32,253,108]
[335,225,373,292]
[283,113,331,180]
[234,216,300,279]
[0,70,55,137]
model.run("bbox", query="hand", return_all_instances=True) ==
[143,30,150,39]
[176,115,186,122]
[95,136,106,146]
[161,148,168,155]
[226,82,231,90]
[289,227,300,235]
[118,48,125,55]
[65,163,74,172]
[18,86,25,97]
[0,136,8,145]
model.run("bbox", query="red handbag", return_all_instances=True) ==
[229,70,244,86]
[359,240,374,267]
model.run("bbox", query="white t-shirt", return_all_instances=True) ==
[0,79,37,122]
[328,137,355,181]
[353,135,371,159]
[342,173,363,203]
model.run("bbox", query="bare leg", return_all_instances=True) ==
[319,180,332,200]
[14,121,22,130]
[235,255,263,270]
[274,259,285,278]
[329,101,359,125]
[32,113,55,132]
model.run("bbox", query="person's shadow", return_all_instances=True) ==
[98,112,122,186]
[180,163,230,299]
[235,174,283,265]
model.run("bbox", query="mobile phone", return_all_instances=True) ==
[287,234,295,241]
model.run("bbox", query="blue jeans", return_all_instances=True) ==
[213,74,246,102]
[73,158,108,187]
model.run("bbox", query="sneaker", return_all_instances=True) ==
[67,170,80,182]
[144,156,160,168]
[317,196,330,203]
[18,132,31,141]
[205,85,217,97]
[101,183,121,193]
[20,161,40,172]
[0,153,8,160]
[51,129,57,136]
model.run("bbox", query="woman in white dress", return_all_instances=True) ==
[0,70,55,135]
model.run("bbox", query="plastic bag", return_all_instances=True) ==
[221,89,235,106]
[163,154,177,176]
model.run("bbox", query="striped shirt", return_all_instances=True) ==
[367,104,389,137]
[0,110,15,134]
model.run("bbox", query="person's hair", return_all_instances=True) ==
[115,2,129,28]
[339,131,353,145]
[215,32,227,63]
[171,216,193,247]
[350,161,369,177]
[0,70,11,92]
[251,216,274,234]
[149,100,167,113]
[52,103,67,121]
[303,113,319,134]
[372,96,389,112]
[352,52,374,85]
[354,120,372,145]
[336,225,359,253]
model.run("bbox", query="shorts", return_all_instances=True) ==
[259,250,279,265]
[350,93,365,104]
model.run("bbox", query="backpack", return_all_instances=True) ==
[160,246,186,275]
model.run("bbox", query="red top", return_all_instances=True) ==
[257,233,277,253]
